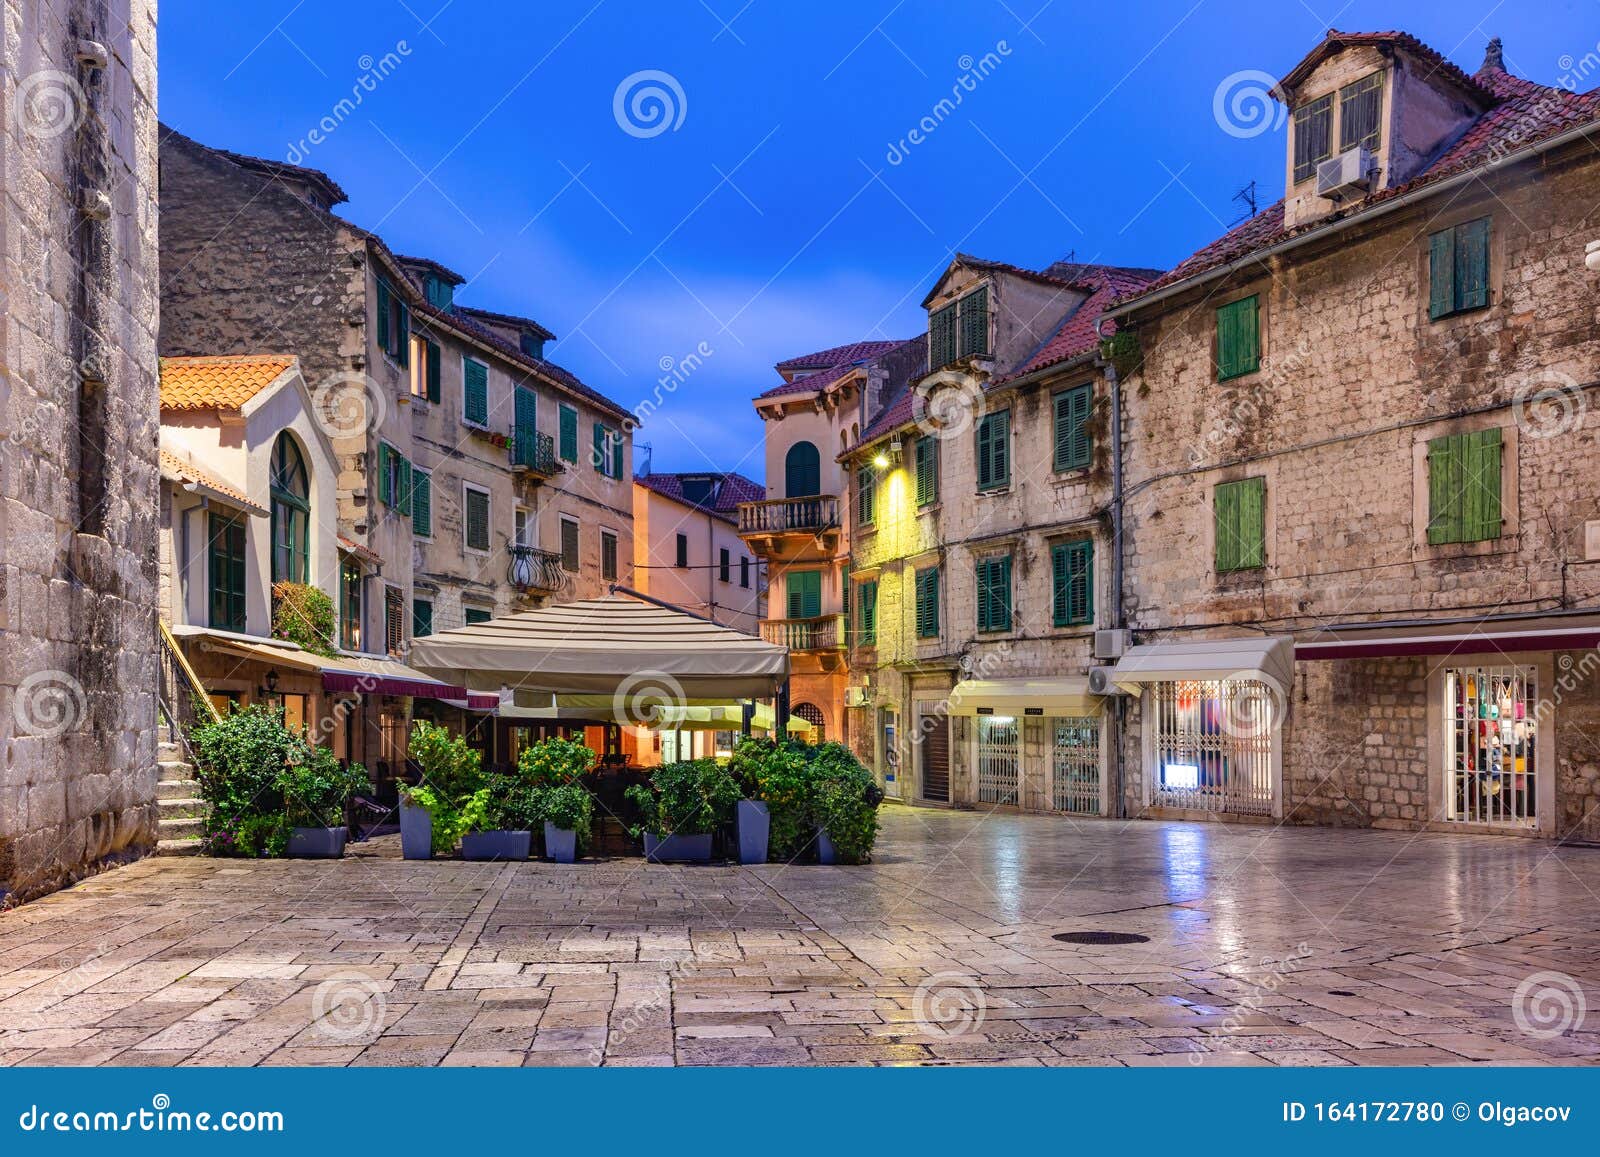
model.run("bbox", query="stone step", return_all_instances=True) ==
[156,778,200,801]
[158,797,206,819]
[158,741,183,761]
[159,815,203,840]
[156,837,202,857]
[158,758,195,778]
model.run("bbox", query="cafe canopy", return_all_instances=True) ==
[408,595,791,702]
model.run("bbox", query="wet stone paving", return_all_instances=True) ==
[3,804,1600,1066]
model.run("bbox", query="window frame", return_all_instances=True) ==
[1051,538,1095,627]
[558,403,580,462]
[1426,428,1503,545]
[914,566,940,639]
[601,530,619,581]
[674,532,688,569]
[339,556,363,650]
[1291,91,1333,184]
[462,482,492,555]
[976,554,1013,634]
[1428,217,1492,321]
[411,597,433,640]
[1215,294,1261,382]
[857,464,877,526]
[1338,71,1383,154]
[1214,476,1268,573]
[560,516,581,573]
[207,509,248,633]
[462,354,490,429]
[786,569,822,619]
[976,409,1011,492]
[914,434,939,507]
[1052,382,1093,473]
[858,578,878,645]
[411,467,432,540]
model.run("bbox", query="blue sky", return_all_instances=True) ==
[162,1,1590,479]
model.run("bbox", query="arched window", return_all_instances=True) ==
[793,701,825,743]
[270,432,310,584]
[784,441,820,498]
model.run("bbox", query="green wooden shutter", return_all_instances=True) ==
[396,302,410,367]
[1054,384,1092,471]
[208,512,246,631]
[1464,427,1503,541]
[958,286,989,357]
[860,580,877,643]
[857,465,875,524]
[375,279,391,353]
[978,557,1011,632]
[1430,428,1503,544]
[412,599,432,639]
[977,411,1010,490]
[1051,539,1093,626]
[929,303,957,368]
[1426,434,1462,544]
[915,435,937,506]
[395,456,412,518]
[612,429,624,479]
[1428,228,1456,320]
[411,471,431,537]
[559,405,578,462]
[465,488,489,552]
[592,422,606,472]
[426,340,441,403]
[463,359,489,426]
[786,570,821,619]
[561,519,579,571]
[1455,217,1490,313]
[1216,296,1259,380]
[1215,477,1266,570]
[514,386,537,438]
[377,443,393,506]
[915,567,939,638]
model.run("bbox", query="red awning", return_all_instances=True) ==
[1296,614,1600,661]
[320,662,466,701]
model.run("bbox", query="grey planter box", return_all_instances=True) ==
[736,800,770,865]
[399,800,432,860]
[643,831,713,863]
[543,822,578,863]
[816,827,837,865]
[287,826,347,858]
[461,830,531,861]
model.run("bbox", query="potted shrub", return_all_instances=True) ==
[281,747,367,858]
[461,772,535,862]
[399,720,488,858]
[730,738,810,864]
[807,742,884,865]
[190,703,299,858]
[625,759,741,863]
[538,781,594,864]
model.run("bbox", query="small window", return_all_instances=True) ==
[675,533,688,568]
[375,278,410,365]
[411,597,432,640]
[592,422,623,478]
[464,607,492,626]
[376,442,411,516]
[976,555,1012,633]
[558,404,579,462]
[463,485,490,553]
[719,547,731,583]
[740,556,751,588]
[1427,428,1503,544]
[1051,539,1094,626]
[914,435,938,507]
[858,579,878,645]
[1292,92,1333,183]
[914,567,940,639]
[561,518,580,572]
[208,510,248,632]
[1214,476,1267,572]
[519,331,545,360]
[1216,296,1260,381]
[601,531,619,581]
[1429,217,1491,320]
[929,302,957,369]
[976,410,1010,491]
[408,335,429,399]
[958,286,989,358]
[411,469,432,538]
[340,557,363,650]
[513,507,530,548]
[385,587,405,656]
[786,570,821,619]
[463,357,489,427]
[929,286,990,368]
[1052,383,1092,472]
[857,465,876,526]
[1339,72,1382,153]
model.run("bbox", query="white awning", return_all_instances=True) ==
[1110,636,1295,698]
[944,676,1102,717]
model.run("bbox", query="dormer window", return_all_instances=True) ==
[1292,94,1333,183]
[424,275,454,312]
[929,284,989,369]
[1293,71,1384,185]
[519,332,546,360]
[1339,72,1382,152]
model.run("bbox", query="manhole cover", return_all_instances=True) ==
[1052,931,1150,945]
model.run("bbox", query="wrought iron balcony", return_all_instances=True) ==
[738,495,840,537]
[761,613,846,652]
[507,543,567,594]
[509,426,557,476]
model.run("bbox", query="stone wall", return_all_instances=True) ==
[1,0,160,902]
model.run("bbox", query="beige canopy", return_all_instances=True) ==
[1110,636,1295,698]
[944,676,1102,717]
[408,596,790,700]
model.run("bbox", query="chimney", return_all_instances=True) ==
[1482,37,1504,72]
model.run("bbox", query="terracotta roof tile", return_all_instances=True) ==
[774,340,904,372]
[158,448,266,514]
[635,471,765,523]
[1007,266,1164,380]
[159,355,296,411]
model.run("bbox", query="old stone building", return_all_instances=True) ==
[633,470,764,634]
[1,0,160,901]
[1106,31,1600,840]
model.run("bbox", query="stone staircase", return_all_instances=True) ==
[156,729,205,856]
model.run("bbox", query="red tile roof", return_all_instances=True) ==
[774,340,904,372]
[1115,42,1600,309]
[635,471,766,523]
[1279,30,1495,102]
[1005,265,1164,381]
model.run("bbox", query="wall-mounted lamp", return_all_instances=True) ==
[872,452,890,470]
[262,669,279,695]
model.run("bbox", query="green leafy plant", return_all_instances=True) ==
[232,813,290,858]
[191,703,296,856]
[484,772,543,832]
[516,736,596,786]
[729,737,812,859]
[731,738,883,864]
[271,581,338,657]
[279,747,367,829]
[807,742,882,864]
[401,720,488,854]
[537,781,595,849]
[625,759,741,839]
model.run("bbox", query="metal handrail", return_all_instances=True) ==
[507,543,568,593]
[159,619,222,726]
[510,426,557,474]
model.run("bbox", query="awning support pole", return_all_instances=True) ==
[740,700,754,738]
[774,680,790,740]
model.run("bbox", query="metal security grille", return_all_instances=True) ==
[1051,717,1102,815]
[976,716,1019,804]
[1445,665,1538,826]
[919,711,949,802]
[1148,680,1276,815]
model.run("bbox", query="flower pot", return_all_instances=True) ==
[815,827,837,865]
[735,799,770,865]
[286,826,347,858]
[399,800,432,860]
[643,831,713,863]
[461,830,531,862]
[543,822,578,864]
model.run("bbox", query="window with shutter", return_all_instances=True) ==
[412,598,433,639]
[1216,296,1260,381]
[1428,217,1491,319]
[915,435,938,507]
[411,470,432,538]
[464,486,490,553]
[958,285,989,357]
[396,302,410,367]
[377,443,394,506]
[740,556,750,588]
[1339,72,1382,152]
[719,548,730,583]
[395,457,412,519]
[375,279,391,353]
[207,511,247,632]
[561,518,580,571]
[514,386,536,438]
[784,441,821,498]
[612,429,624,479]
[1051,539,1095,626]
[976,410,1010,491]
[1053,383,1093,472]
[559,404,579,462]
[601,531,618,581]
[786,570,821,619]
[465,608,492,625]
[463,357,489,426]
[929,303,957,368]
[1292,93,1332,183]
[1427,428,1502,544]
[674,532,688,568]
[915,567,940,639]
[857,465,876,525]
[426,340,442,403]
[385,588,404,656]
[859,579,878,644]
[977,555,1012,633]
[340,558,363,650]
[1214,476,1267,572]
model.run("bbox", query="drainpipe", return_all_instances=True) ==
[1095,318,1127,819]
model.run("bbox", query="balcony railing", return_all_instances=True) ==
[507,544,567,594]
[761,613,846,652]
[510,426,557,476]
[738,495,839,536]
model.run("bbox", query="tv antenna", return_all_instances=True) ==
[1231,180,1259,223]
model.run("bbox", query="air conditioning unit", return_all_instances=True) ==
[1087,666,1132,697]
[844,687,872,708]
[1094,629,1131,660]
[1316,147,1375,201]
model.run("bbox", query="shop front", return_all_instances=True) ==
[944,677,1106,815]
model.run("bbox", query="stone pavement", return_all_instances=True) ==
[3,804,1600,1066]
